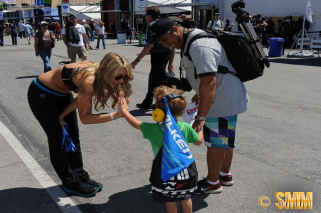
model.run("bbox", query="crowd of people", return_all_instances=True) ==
[248,14,310,47]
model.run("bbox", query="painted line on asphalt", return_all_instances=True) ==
[0,121,82,213]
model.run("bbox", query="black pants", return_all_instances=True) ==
[27,79,89,187]
[142,51,170,105]
[11,32,17,45]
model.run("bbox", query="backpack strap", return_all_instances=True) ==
[183,32,240,79]
[184,32,216,61]
[210,19,215,29]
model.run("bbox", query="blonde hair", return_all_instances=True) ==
[75,53,133,111]
[98,21,104,27]
[153,86,187,117]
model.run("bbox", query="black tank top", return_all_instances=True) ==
[61,66,78,91]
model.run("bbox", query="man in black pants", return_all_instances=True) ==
[131,6,175,109]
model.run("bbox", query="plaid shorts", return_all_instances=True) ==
[203,115,238,149]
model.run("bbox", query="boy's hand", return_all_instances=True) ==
[117,91,130,113]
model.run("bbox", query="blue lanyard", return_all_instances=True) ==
[61,126,77,153]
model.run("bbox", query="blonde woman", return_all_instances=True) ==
[27,52,133,197]
[95,20,106,49]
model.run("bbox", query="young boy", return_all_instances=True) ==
[118,86,203,213]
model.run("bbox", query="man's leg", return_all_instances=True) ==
[221,148,234,173]
[79,46,88,61]
[207,147,225,182]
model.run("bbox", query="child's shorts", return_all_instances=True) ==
[203,115,238,149]
[152,191,192,203]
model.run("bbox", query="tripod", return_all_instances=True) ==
[231,0,270,68]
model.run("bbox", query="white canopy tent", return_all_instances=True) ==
[69,6,102,21]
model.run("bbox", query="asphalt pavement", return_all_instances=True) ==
[0,35,320,213]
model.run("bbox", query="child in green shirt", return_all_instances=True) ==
[118,85,203,213]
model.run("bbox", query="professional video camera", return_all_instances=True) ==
[231,0,270,68]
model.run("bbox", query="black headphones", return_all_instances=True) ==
[152,93,183,122]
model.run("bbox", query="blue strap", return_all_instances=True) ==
[34,78,66,97]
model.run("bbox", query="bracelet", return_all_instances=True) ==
[110,113,115,120]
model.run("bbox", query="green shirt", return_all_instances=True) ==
[140,121,199,157]
[83,24,91,36]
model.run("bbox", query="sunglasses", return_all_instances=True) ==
[115,74,129,81]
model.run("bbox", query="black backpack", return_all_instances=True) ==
[149,146,198,198]
[184,31,265,82]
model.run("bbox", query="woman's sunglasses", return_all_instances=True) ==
[115,74,129,81]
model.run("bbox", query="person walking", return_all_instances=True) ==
[89,19,96,42]
[28,52,133,197]
[95,20,106,49]
[131,6,175,109]
[62,14,92,63]
[9,22,18,45]
[149,18,249,194]
[18,20,25,39]
[34,21,55,72]
[55,22,62,41]
[0,21,4,46]
[24,22,33,45]
[82,19,91,49]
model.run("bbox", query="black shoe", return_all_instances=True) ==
[83,179,104,190]
[136,103,153,109]
[63,183,98,197]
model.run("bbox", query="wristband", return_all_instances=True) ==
[110,113,115,120]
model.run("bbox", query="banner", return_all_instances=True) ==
[61,3,70,16]
[135,0,148,12]
[161,97,194,182]
[306,0,313,23]
[35,0,44,6]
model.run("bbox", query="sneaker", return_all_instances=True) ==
[136,103,153,109]
[83,179,104,190]
[197,178,222,194]
[63,183,98,197]
[219,174,234,186]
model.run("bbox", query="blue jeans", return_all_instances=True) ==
[90,30,95,41]
[96,34,105,49]
[38,49,52,73]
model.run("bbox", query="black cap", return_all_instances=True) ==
[69,14,77,19]
[149,19,177,45]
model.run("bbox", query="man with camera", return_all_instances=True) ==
[148,18,249,194]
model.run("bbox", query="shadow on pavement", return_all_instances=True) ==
[269,57,321,67]
[129,108,153,116]
[89,185,210,213]
[16,75,39,79]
